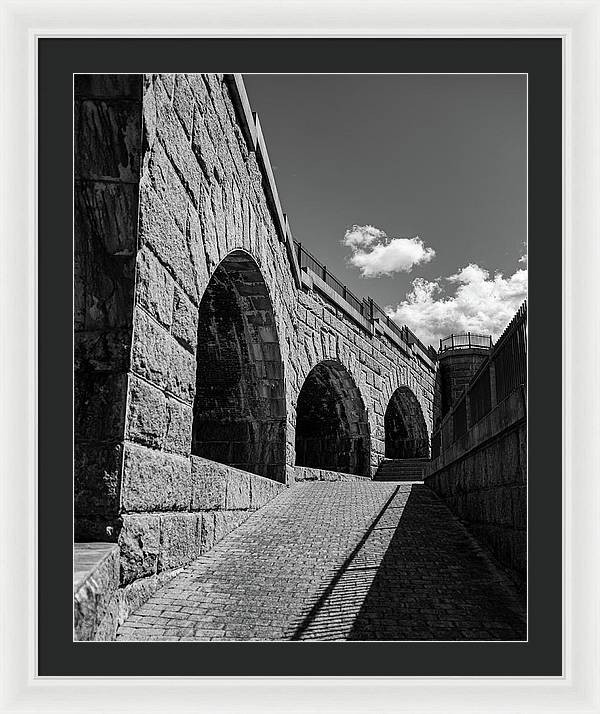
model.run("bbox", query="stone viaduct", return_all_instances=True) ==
[75,73,449,620]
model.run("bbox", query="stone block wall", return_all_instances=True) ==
[74,543,120,641]
[292,466,371,483]
[425,389,527,580]
[295,287,436,474]
[74,73,438,601]
[74,75,143,541]
[117,457,286,603]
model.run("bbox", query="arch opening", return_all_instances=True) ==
[384,386,429,459]
[294,360,370,476]
[191,251,286,482]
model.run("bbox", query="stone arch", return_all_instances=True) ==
[191,250,286,482]
[294,360,371,476]
[384,386,429,459]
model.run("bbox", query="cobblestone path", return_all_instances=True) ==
[117,482,526,641]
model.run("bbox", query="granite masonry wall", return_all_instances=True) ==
[425,388,527,581]
[74,74,438,610]
[74,75,143,541]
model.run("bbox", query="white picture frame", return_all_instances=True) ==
[1,0,598,711]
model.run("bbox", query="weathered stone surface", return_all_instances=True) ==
[93,596,120,641]
[213,510,250,545]
[185,204,210,298]
[171,288,198,352]
[167,340,196,404]
[73,543,120,641]
[249,473,287,509]
[154,78,203,207]
[131,308,171,389]
[75,372,128,443]
[121,444,192,511]
[118,514,160,584]
[76,98,141,182]
[200,511,216,553]
[74,443,122,520]
[158,513,200,571]
[136,246,174,327]
[117,566,183,627]
[173,74,195,137]
[144,140,188,233]
[75,329,132,373]
[225,469,250,509]
[190,457,227,510]
[126,375,167,448]
[138,183,199,302]
[164,398,193,455]
[191,111,218,179]
[76,180,138,256]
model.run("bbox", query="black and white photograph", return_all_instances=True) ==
[73,72,527,643]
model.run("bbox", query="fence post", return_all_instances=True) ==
[463,387,472,430]
[489,361,498,408]
[322,265,327,282]
[451,334,455,349]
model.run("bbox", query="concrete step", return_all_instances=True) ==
[374,458,429,482]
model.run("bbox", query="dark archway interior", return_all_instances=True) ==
[384,387,429,459]
[295,361,370,476]
[192,251,286,482]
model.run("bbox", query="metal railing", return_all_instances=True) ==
[469,364,492,425]
[493,302,527,403]
[295,241,436,359]
[296,242,369,319]
[452,397,468,441]
[439,333,493,353]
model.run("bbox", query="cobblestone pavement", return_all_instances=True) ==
[117,482,526,641]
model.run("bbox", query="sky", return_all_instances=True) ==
[243,74,527,348]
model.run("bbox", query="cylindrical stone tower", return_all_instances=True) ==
[434,334,493,424]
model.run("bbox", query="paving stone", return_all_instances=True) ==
[117,482,525,642]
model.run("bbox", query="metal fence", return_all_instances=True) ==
[452,397,468,441]
[493,302,527,403]
[439,333,493,353]
[469,365,492,425]
[431,430,441,460]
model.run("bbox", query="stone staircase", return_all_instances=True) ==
[374,458,429,481]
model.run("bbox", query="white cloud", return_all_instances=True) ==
[342,224,435,278]
[387,261,527,347]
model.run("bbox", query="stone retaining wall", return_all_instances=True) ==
[425,388,526,580]
[74,543,120,641]
[291,466,371,483]
[118,456,286,588]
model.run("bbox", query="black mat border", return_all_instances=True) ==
[39,37,562,677]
